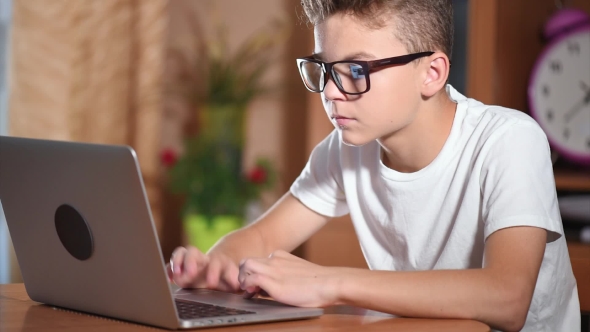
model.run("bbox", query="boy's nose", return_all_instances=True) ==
[323,76,347,101]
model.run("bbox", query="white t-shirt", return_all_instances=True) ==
[290,85,580,331]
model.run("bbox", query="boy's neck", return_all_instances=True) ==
[379,92,457,173]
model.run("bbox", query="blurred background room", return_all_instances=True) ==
[0,0,589,326]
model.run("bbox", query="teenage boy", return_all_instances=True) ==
[168,1,580,331]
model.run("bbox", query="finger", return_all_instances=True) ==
[239,260,269,291]
[243,286,261,299]
[166,263,174,281]
[170,247,187,275]
[172,247,201,287]
[184,246,207,278]
[221,262,240,292]
[239,258,271,280]
[241,273,276,299]
[206,258,221,289]
[243,287,270,298]
[238,258,272,292]
[177,247,208,287]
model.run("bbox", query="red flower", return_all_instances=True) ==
[248,166,266,184]
[161,149,178,168]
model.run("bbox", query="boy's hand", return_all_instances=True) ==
[167,246,240,292]
[238,250,339,307]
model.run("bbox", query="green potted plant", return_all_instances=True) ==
[161,15,286,252]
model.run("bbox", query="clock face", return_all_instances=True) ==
[529,26,590,164]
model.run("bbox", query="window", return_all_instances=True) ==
[0,0,12,284]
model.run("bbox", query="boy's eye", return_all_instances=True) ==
[349,64,365,79]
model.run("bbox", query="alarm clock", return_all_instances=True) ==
[528,8,590,166]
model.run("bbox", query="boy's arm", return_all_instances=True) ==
[337,226,546,331]
[169,192,330,290]
[239,225,546,332]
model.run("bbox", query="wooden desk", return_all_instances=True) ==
[0,283,490,331]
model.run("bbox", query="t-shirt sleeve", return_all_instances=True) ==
[290,130,349,217]
[480,120,563,243]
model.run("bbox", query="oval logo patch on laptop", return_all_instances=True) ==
[55,204,94,261]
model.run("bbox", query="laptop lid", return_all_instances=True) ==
[0,136,324,329]
[0,136,179,329]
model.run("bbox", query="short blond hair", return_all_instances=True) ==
[300,0,454,59]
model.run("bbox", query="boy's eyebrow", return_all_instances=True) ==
[312,51,378,62]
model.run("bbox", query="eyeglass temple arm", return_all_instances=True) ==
[368,52,436,69]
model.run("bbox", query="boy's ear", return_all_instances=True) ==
[421,52,451,97]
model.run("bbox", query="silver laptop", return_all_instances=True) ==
[0,136,323,329]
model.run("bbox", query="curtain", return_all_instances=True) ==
[8,0,168,279]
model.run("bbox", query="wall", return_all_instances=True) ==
[160,0,312,255]
[164,0,297,192]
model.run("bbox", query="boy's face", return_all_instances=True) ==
[314,14,428,146]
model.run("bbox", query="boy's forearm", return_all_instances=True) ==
[207,224,269,264]
[205,193,329,265]
[334,267,529,332]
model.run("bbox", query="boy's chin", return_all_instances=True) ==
[339,131,373,147]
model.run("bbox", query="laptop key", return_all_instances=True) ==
[174,299,255,320]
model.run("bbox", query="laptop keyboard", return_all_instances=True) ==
[174,299,256,319]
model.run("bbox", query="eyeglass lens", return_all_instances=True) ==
[300,61,367,94]
[300,61,324,92]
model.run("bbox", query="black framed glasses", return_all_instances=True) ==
[296,51,434,95]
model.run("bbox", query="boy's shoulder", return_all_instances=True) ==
[450,85,537,126]
[313,86,549,164]
[450,85,546,142]
[450,87,552,172]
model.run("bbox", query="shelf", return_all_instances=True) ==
[554,168,590,192]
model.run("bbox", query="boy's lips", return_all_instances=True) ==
[332,115,355,126]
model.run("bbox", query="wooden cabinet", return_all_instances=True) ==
[569,242,590,312]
